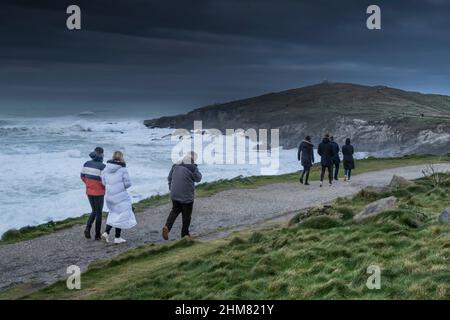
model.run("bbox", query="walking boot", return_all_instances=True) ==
[162,226,169,240]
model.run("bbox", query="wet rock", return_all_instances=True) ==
[354,196,398,221]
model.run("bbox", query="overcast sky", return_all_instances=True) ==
[1,0,450,117]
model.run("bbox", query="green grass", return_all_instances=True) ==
[7,170,450,300]
[1,154,448,245]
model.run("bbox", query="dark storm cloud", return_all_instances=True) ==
[1,0,450,115]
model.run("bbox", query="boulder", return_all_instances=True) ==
[354,196,398,221]
[389,175,413,189]
[438,208,450,223]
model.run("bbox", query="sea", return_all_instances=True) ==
[0,110,367,236]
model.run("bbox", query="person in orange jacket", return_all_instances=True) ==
[81,147,106,240]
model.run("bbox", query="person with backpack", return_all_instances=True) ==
[297,135,315,185]
[81,147,106,240]
[162,151,202,240]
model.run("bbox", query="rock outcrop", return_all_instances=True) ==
[389,175,414,189]
[354,196,398,221]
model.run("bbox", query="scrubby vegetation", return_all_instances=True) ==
[1,154,448,245]
[10,171,449,300]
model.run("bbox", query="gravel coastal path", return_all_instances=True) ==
[1,164,449,291]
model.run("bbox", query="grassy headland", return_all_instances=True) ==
[1,154,449,245]
[144,82,450,153]
[8,168,449,300]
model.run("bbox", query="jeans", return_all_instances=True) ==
[333,160,340,180]
[86,195,104,237]
[105,225,121,238]
[345,169,352,180]
[300,165,311,183]
[165,200,193,237]
[320,165,333,184]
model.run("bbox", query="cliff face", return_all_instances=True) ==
[144,83,450,155]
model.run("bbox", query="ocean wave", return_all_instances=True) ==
[0,118,149,136]
[69,124,93,132]
[0,120,12,127]
[77,111,95,117]
[64,149,82,158]
[0,126,33,137]
[68,123,128,134]
[0,117,371,236]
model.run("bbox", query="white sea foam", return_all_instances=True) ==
[0,116,368,236]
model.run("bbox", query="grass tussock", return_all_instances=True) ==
[299,216,343,229]
[12,171,450,300]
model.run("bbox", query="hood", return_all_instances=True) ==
[89,152,103,162]
[322,137,330,144]
[176,155,196,165]
[104,160,126,173]
[181,154,195,164]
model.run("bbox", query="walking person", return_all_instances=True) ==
[297,136,315,185]
[342,138,355,181]
[330,136,340,180]
[101,151,137,244]
[317,134,336,187]
[81,147,106,240]
[162,151,202,240]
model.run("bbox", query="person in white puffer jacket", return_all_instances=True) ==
[101,151,137,244]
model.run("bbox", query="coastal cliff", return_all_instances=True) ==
[144,83,450,155]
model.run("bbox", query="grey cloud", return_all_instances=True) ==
[0,0,449,115]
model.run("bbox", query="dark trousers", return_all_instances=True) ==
[105,225,121,238]
[333,160,340,180]
[300,166,311,183]
[86,195,104,237]
[345,169,352,180]
[320,165,333,184]
[165,200,193,237]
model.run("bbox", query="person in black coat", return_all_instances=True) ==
[297,136,315,185]
[342,138,355,181]
[330,136,340,180]
[317,134,336,187]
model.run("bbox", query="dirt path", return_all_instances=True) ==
[1,164,449,291]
